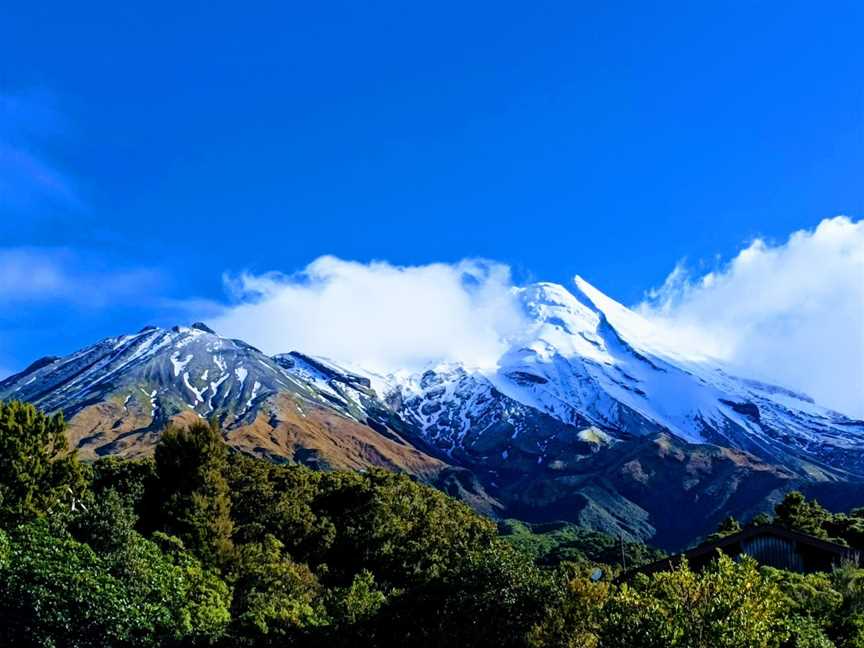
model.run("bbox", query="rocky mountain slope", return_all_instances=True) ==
[0,323,444,478]
[2,278,862,549]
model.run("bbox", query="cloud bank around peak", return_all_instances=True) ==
[638,216,864,418]
[208,256,525,374]
[205,217,863,418]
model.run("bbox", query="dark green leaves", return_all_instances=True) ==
[0,400,84,525]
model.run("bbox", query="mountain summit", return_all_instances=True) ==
[498,279,864,475]
[2,278,862,548]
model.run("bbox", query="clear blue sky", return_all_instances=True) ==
[0,1,861,372]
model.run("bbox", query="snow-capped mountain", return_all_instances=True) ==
[0,322,357,426]
[382,278,864,479]
[2,277,862,548]
[0,323,442,477]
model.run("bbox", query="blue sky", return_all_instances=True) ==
[1,2,862,412]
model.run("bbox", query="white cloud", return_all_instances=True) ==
[0,247,162,306]
[638,216,864,418]
[204,218,863,418]
[208,256,525,373]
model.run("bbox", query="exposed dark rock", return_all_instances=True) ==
[720,399,761,421]
[190,321,216,334]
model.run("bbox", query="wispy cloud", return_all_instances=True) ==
[0,90,81,212]
[638,216,864,418]
[0,247,163,307]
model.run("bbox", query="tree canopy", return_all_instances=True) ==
[1,400,863,647]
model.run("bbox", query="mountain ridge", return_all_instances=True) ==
[2,277,861,549]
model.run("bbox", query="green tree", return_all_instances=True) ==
[69,487,138,554]
[829,562,864,647]
[774,492,830,538]
[229,534,327,642]
[0,520,231,647]
[371,544,556,647]
[67,481,232,642]
[91,455,156,507]
[0,528,10,569]
[601,554,791,648]
[325,569,388,628]
[0,400,84,525]
[225,453,335,560]
[153,419,234,566]
[824,513,864,551]
[749,512,773,527]
[527,569,609,648]
[762,567,840,647]
[499,518,665,568]
[313,468,498,588]
[705,515,743,543]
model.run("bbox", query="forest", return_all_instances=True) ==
[1,399,863,647]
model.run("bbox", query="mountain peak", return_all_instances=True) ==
[572,274,638,320]
[571,275,605,309]
[570,275,675,358]
[518,277,634,333]
[191,321,216,334]
[521,281,574,303]
[519,282,597,321]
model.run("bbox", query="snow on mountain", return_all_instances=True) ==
[0,322,454,480]
[383,279,864,478]
[0,323,387,435]
[1,277,860,482]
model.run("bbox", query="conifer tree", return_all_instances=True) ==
[0,400,83,525]
[154,419,234,565]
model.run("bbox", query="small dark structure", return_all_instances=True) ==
[627,525,860,578]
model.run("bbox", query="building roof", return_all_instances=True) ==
[624,524,860,579]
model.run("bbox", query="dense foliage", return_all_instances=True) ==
[1,399,863,647]
[0,400,85,526]
[499,518,666,568]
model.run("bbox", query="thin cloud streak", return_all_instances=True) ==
[0,91,81,212]
[0,247,164,307]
